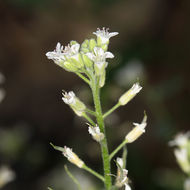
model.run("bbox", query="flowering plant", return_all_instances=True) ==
[46,27,147,190]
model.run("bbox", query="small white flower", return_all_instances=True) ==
[88,125,104,142]
[125,113,147,143]
[86,47,114,64]
[46,42,65,62]
[119,83,142,106]
[130,83,142,94]
[0,166,15,188]
[62,91,76,105]
[93,27,119,44]
[63,43,80,61]
[169,132,190,147]
[63,146,84,168]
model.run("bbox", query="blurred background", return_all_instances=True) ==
[0,0,189,189]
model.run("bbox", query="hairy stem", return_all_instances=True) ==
[91,77,112,190]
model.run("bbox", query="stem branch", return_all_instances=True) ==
[109,139,128,160]
[103,103,121,119]
[83,164,105,182]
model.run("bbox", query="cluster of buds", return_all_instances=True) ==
[46,28,118,88]
[169,132,190,175]
[115,157,131,190]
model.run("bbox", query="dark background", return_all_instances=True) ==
[0,0,189,189]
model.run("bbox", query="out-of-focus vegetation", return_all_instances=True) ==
[0,0,189,189]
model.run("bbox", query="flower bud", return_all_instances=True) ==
[63,146,84,168]
[119,83,142,106]
[50,143,84,168]
[63,61,78,72]
[89,39,97,52]
[125,113,147,143]
[62,91,86,116]
[82,54,93,68]
[88,124,104,142]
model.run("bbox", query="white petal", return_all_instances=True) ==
[108,32,119,38]
[71,43,80,54]
[86,52,95,61]
[105,52,114,59]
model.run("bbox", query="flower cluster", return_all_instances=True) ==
[46,28,118,88]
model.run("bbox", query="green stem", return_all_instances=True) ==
[83,164,105,182]
[82,113,96,126]
[91,77,112,190]
[76,72,90,85]
[85,108,96,116]
[103,103,121,119]
[64,165,82,190]
[109,139,128,160]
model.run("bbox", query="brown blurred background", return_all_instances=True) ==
[0,0,190,189]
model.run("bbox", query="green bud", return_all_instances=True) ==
[89,39,97,51]
[81,39,89,48]
[82,54,93,68]
[63,61,78,72]
[70,40,78,45]
[67,54,84,69]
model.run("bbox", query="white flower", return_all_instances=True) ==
[63,43,80,61]
[130,83,142,94]
[46,42,65,62]
[169,132,190,147]
[0,166,15,188]
[62,91,76,105]
[93,27,119,44]
[88,125,104,142]
[63,146,84,168]
[119,83,142,106]
[86,47,113,63]
[125,113,147,143]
